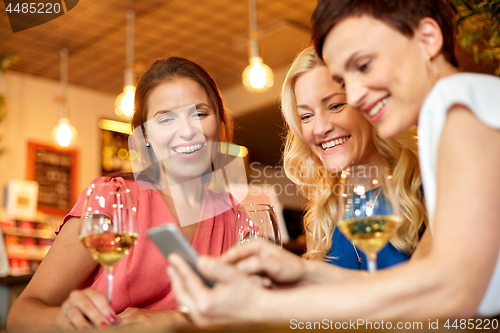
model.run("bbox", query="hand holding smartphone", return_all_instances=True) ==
[148,224,215,288]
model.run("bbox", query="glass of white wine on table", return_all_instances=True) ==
[337,165,401,274]
[79,182,138,304]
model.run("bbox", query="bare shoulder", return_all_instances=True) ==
[446,102,499,128]
[437,103,500,216]
[441,104,500,161]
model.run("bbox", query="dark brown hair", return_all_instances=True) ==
[311,0,458,67]
[131,56,233,143]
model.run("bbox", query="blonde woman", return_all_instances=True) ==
[281,47,428,270]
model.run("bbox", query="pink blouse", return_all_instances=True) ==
[58,176,236,313]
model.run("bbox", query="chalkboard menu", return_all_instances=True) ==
[27,142,78,215]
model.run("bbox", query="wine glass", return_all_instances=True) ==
[336,165,401,274]
[235,204,282,247]
[79,182,138,304]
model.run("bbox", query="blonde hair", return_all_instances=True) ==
[281,47,426,260]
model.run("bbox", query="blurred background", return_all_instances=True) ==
[0,0,319,213]
[0,0,498,279]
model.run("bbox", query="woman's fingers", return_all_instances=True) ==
[219,239,269,264]
[117,307,152,327]
[234,253,271,274]
[117,307,141,327]
[196,256,241,283]
[169,254,208,293]
[62,303,93,330]
[55,309,77,331]
[169,253,269,327]
[248,274,273,288]
[167,254,201,315]
[220,240,305,285]
[63,289,118,329]
[168,254,247,323]
[83,288,119,325]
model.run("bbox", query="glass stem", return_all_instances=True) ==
[106,265,113,305]
[367,254,377,275]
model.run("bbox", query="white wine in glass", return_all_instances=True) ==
[337,165,401,274]
[235,204,282,247]
[79,182,138,304]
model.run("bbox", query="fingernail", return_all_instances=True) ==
[100,321,109,328]
[106,313,116,323]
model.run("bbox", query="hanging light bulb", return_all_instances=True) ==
[115,10,136,118]
[115,86,135,117]
[52,117,77,147]
[115,69,135,117]
[52,48,77,148]
[242,0,273,92]
[242,56,274,89]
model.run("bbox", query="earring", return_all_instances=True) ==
[145,141,151,147]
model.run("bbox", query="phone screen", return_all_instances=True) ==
[148,224,215,288]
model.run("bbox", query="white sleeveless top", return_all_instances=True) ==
[419,73,500,316]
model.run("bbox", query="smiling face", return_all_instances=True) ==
[295,66,379,173]
[145,77,219,182]
[322,15,434,138]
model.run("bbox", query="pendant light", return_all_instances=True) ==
[242,0,273,92]
[115,10,135,118]
[51,48,77,147]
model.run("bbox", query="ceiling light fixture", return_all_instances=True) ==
[115,10,135,118]
[242,0,273,92]
[51,48,77,148]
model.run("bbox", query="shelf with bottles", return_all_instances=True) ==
[0,208,56,239]
[0,208,56,276]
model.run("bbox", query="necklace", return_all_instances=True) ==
[352,186,383,266]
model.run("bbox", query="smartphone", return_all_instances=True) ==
[148,224,215,288]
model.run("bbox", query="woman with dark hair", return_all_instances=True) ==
[7,57,238,330]
[166,0,500,325]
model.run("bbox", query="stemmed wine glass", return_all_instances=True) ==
[235,204,282,247]
[336,165,401,274]
[79,182,138,304]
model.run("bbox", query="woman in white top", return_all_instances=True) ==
[166,0,500,325]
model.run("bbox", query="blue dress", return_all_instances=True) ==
[325,187,410,270]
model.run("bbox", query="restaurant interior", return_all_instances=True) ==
[0,0,498,328]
